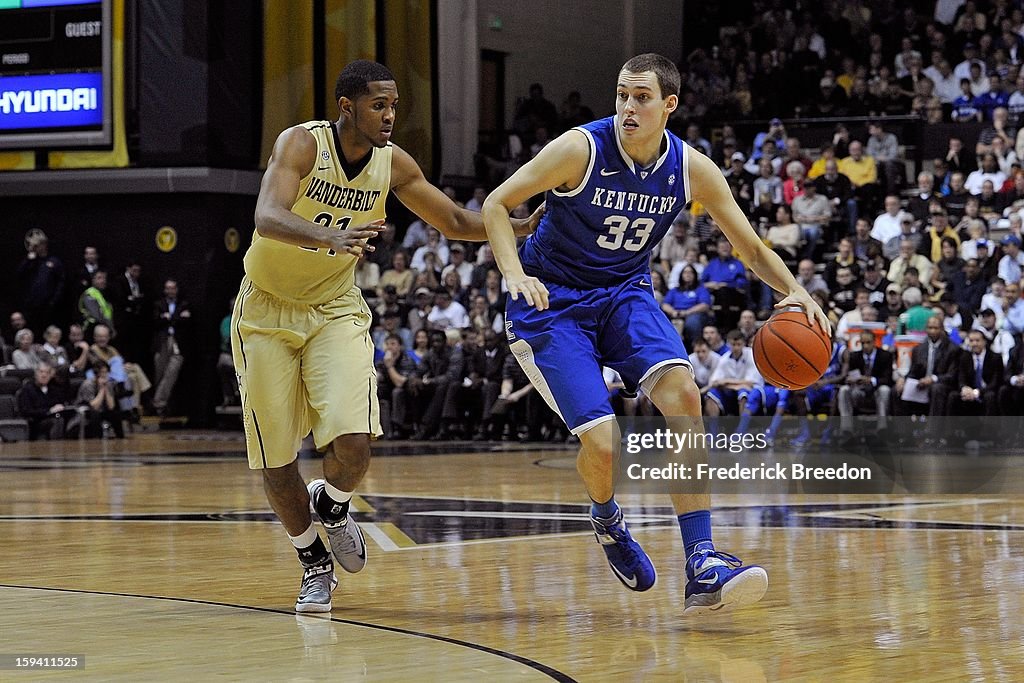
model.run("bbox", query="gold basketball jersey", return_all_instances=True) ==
[244,120,392,305]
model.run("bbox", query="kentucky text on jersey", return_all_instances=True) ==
[590,187,678,215]
[0,88,97,114]
[303,178,382,212]
[518,116,690,288]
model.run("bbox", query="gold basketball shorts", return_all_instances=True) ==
[231,277,382,469]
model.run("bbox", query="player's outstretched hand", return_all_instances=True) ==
[776,287,832,337]
[507,274,549,311]
[327,219,387,256]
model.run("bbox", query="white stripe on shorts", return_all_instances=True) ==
[571,413,616,436]
[638,358,694,397]
[508,339,566,423]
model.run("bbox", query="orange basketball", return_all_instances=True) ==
[752,309,832,390]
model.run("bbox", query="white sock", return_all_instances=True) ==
[323,481,353,505]
[287,522,319,549]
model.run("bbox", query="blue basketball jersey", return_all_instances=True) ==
[519,116,691,288]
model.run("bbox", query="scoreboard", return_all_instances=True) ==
[0,0,112,150]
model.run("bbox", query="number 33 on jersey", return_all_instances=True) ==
[518,116,690,289]
[244,120,391,305]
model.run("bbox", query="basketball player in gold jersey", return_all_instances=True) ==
[233,60,538,612]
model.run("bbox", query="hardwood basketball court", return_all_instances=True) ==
[1,432,1022,681]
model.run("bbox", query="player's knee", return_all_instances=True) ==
[330,434,370,462]
[262,462,298,492]
[578,441,615,470]
[651,368,702,414]
[678,378,702,412]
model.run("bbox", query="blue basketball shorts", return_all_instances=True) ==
[751,385,791,415]
[505,276,691,435]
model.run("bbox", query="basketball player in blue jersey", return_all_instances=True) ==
[237,60,539,612]
[482,54,831,614]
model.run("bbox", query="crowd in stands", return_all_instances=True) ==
[676,0,1024,127]
[5,1,1024,445]
[2,233,187,440]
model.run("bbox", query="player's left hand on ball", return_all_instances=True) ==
[776,288,832,337]
[507,275,549,311]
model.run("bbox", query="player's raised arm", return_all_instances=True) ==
[390,145,541,241]
[481,130,590,310]
[688,150,832,334]
[254,127,385,254]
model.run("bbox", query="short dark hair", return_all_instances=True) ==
[620,53,680,99]
[726,329,746,343]
[335,60,395,101]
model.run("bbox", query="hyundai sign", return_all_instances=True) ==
[0,73,103,129]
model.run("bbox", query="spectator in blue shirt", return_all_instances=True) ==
[975,74,1010,120]
[752,118,786,162]
[701,238,749,291]
[952,79,982,122]
[661,265,712,347]
[702,237,749,332]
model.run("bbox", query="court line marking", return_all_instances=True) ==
[0,497,998,516]
[808,515,1024,528]
[797,499,1006,517]
[2,518,1019,533]
[0,584,577,683]
[2,499,1020,554]
[402,511,668,523]
[376,522,418,547]
[359,493,1007,509]
[358,521,1024,552]
[360,522,402,551]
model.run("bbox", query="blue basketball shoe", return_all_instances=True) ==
[590,508,657,592]
[684,547,768,615]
